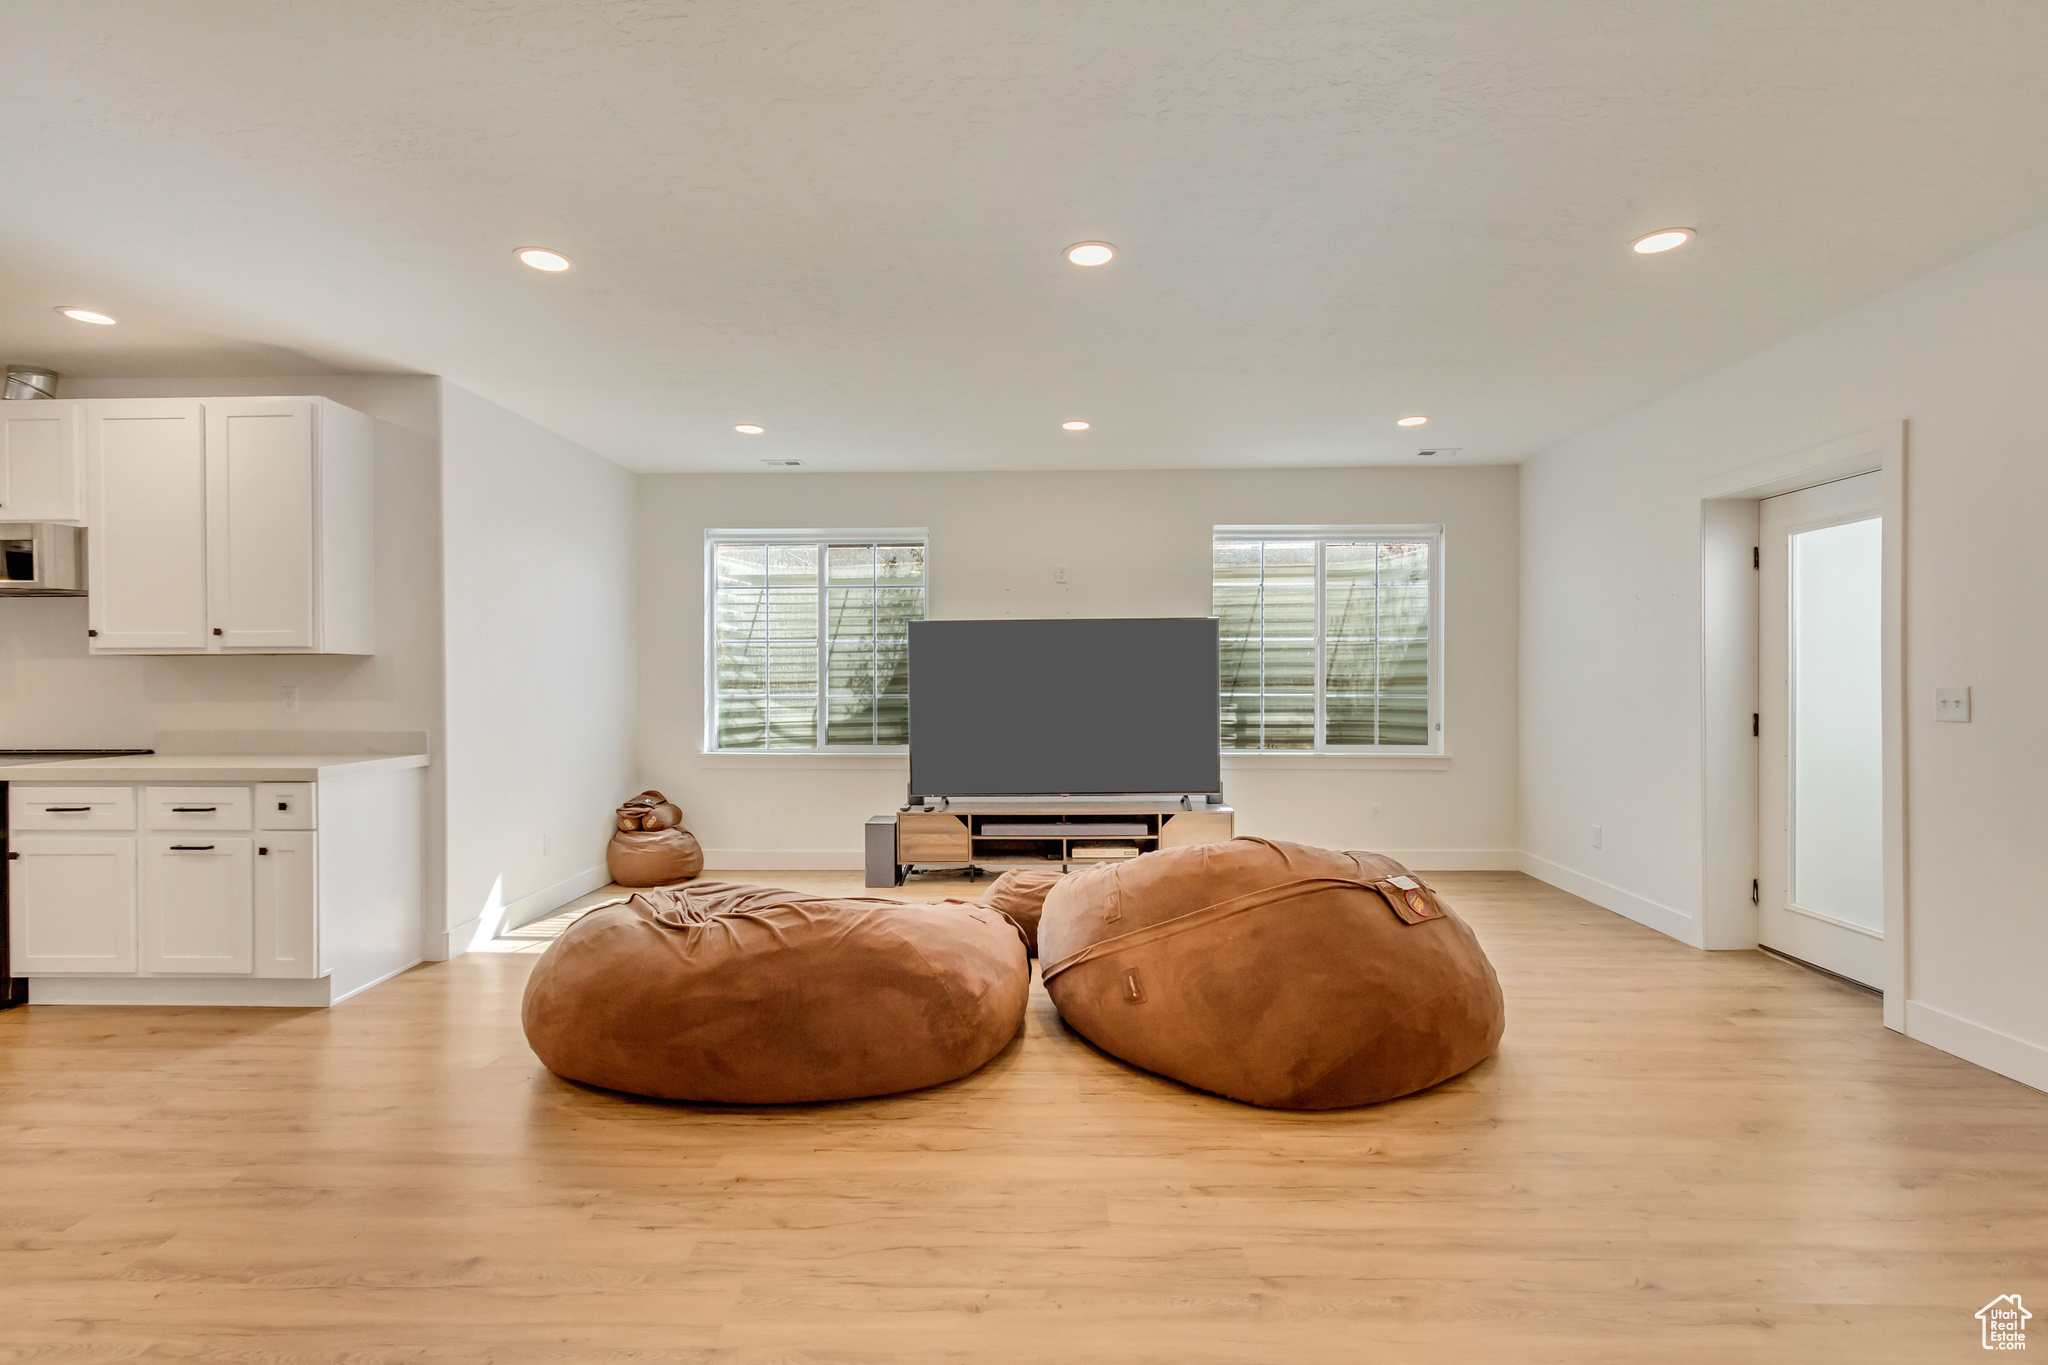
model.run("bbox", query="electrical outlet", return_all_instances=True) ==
[1054,563,1068,584]
[1591,824,1603,849]
[1935,687,1971,722]
[281,684,299,713]
[542,831,552,857]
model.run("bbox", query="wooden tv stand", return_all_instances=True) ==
[894,801,1234,878]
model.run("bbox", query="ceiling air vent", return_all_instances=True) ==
[760,458,805,469]
[1415,448,1461,459]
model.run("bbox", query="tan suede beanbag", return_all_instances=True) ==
[1037,838,1504,1109]
[522,881,1029,1103]
[978,867,1065,956]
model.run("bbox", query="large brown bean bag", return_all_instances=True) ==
[522,881,1029,1103]
[1037,839,1504,1109]
[978,867,1065,956]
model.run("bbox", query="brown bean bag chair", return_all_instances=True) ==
[978,867,1065,956]
[607,828,704,886]
[1037,838,1504,1109]
[606,790,703,886]
[522,881,1029,1103]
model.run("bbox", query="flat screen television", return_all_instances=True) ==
[908,618,1221,798]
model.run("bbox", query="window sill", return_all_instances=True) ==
[1220,752,1452,771]
[696,749,909,770]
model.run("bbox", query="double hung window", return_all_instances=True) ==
[1213,529,1441,752]
[707,534,927,751]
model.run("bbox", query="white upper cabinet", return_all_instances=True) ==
[209,400,316,650]
[0,400,83,522]
[88,401,210,650]
[85,396,374,655]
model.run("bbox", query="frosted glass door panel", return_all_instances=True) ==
[1790,517,1882,930]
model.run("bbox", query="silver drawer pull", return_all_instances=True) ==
[171,806,218,813]
[168,844,216,851]
[44,806,92,812]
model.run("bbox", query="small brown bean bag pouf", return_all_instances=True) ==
[978,867,1065,956]
[1037,838,1504,1110]
[606,790,704,887]
[522,881,1029,1103]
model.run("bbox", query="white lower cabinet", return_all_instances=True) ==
[142,836,254,974]
[253,831,319,977]
[9,784,302,980]
[8,836,137,974]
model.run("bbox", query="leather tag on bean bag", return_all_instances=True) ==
[1367,875,1444,925]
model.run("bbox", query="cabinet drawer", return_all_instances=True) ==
[144,786,252,831]
[897,812,971,863]
[255,782,316,830]
[9,787,136,831]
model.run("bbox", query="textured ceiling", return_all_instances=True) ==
[2,2,2046,472]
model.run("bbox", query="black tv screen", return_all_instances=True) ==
[908,618,1221,798]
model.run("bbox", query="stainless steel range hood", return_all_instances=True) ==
[0,522,86,596]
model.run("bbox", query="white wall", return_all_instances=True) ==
[0,373,449,938]
[638,466,1520,869]
[1520,217,2048,1091]
[438,383,636,953]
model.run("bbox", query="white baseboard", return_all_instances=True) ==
[504,864,612,932]
[330,957,427,1005]
[1517,851,1701,947]
[1905,1000,2048,1094]
[429,918,479,962]
[705,849,866,871]
[1384,849,1521,872]
[32,974,340,1007]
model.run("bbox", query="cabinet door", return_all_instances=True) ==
[8,836,137,974]
[0,401,82,522]
[87,401,209,651]
[207,400,316,650]
[141,837,253,974]
[253,832,319,978]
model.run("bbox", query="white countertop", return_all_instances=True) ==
[0,753,429,782]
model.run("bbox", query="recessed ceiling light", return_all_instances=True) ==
[57,307,117,325]
[516,247,572,272]
[733,424,765,435]
[1065,242,1115,267]
[1631,228,1694,254]
[1062,420,1090,431]
[1397,415,1428,427]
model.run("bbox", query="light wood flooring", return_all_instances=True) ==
[3,870,2043,1363]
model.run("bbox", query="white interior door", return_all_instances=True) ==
[87,402,209,650]
[207,400,316,650]
[1758,472,1884,987]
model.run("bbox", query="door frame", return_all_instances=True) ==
[1696,421,1907,1031]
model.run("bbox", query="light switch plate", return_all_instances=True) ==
[1935,687,1971,722]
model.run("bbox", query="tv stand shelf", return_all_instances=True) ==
[893,802,1234,878]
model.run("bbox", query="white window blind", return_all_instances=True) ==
[708,536,927,750]
[1213,531,1440,751]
